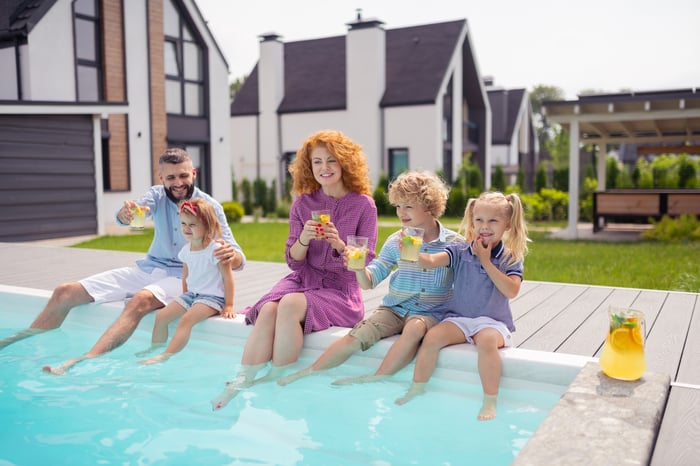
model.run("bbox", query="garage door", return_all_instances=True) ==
[0,115,97,242]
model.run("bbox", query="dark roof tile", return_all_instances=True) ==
[230,19,468,116]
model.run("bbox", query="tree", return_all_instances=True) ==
[529,84,565,148]
[229,75,246,101]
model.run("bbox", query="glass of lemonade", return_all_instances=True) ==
[311,209,331,239]
[129,205,146,231]
[599,306,647,381]
[346,236,369,271]
[400,226,424,262]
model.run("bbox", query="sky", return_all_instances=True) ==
[194,0,700,100]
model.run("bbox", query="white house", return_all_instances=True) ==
[230,15,493,198]
[486,80,540,189]
[0,0,231,241]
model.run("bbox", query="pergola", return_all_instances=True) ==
[542,88,700,238]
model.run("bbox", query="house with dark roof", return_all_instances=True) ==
[0,0,231,242]
[230,15,493,196]
[486,79,539,189]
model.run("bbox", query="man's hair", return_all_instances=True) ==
[159,147,191,165]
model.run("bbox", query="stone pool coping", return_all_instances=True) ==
[513,362,670,466]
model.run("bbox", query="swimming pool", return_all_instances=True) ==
[0,286,590,465]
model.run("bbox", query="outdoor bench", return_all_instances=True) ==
[592,189,700,232]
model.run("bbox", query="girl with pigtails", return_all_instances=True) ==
[396,192,530,421]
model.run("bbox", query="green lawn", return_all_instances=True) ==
[73,219,700,293]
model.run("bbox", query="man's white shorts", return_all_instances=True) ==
[79,266,181,306]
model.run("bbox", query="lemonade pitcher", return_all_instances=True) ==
[599,306,646,380]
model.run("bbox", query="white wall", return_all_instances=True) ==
[24,0,75,100]
[230,116,259,183]
[102,0,152,226]
[384,105,440,176]
[188,0,233,203]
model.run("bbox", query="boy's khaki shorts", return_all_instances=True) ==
[348,306,439,351]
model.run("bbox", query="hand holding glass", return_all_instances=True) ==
[129,205,146,231]
[400,226,424,261]
[346,236,369,270]
[311,209,331,239]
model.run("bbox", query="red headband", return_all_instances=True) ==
[180,201,198,216]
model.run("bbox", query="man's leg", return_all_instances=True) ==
[0,282,92,350]
[43,289,164,374]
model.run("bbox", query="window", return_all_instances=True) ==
[389,148,409,180]
[73,0,103,101]
[163,0,205,116]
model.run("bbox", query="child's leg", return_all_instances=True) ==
[134,302,185,356]
[472,328,505,421]
[139,304,215,364]
[334,317,431,385]
[396,321,465,405]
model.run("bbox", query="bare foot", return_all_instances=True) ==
[477,394,498,421]
[42,356,88,375]
[210,363,266,411]
[395,382,427,405]
[277,367,314,386]
[211,383,246,411]
[138,353,171,365]
[332,374,388,386]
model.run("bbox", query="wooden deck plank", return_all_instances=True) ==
[556,287,640,356]
[676,294,700,385]
[518,286,606,352]
[650,387,700,466]
[644,292,696,380]
[513,285,587,345]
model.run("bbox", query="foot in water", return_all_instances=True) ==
[395,382,427,405]
[477,394,498,421]
[138,353,172,365]
[210,363,266,411]
[332,374,388,386]
[277,367,315,386]
[42,356,88,375]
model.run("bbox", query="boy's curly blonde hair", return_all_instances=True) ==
[387,170,449,218]
[289,130,372,196]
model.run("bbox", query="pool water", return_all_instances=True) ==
[0,292,566,465]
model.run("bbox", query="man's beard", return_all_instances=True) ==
[165,184,195,204]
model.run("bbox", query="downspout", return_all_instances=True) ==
[14,36,23,100]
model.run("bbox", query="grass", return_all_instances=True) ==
[73,218,700,293]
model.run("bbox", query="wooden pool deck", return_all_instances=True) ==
[0,241,698,465]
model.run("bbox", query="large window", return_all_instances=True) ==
[73,0,103,101]
[389,148,409,180]
[164,0,204,116]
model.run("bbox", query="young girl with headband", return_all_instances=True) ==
[137,198,235,364]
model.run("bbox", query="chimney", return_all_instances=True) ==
[257,32,284,178]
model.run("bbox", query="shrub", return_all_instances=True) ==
[446,186,467,217]
[492,165,506,192]
[275,199,291,219]
[641,214,700,242]
[222,201,245,223]
[372,185,392,216]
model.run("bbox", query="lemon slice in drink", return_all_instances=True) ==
[610,327,632,351]
[318,214,330,223]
